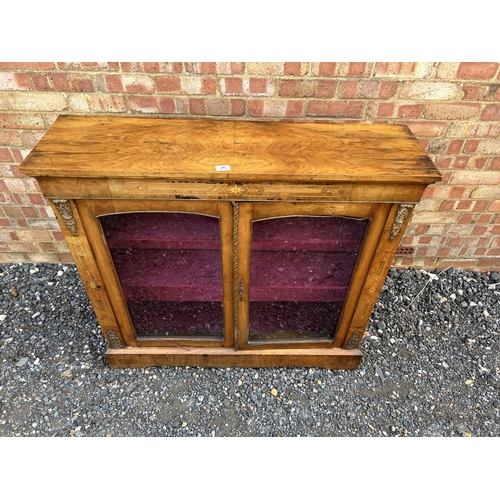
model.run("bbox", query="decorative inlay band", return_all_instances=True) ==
[321,186,342,198]
[390,204,414,240]
[106,330,123,349]
[233,201,239,350]
[213,183,264,197]
[53,199,78,236]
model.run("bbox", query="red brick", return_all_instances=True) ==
[452,171,500,185]
[286,101,304,117]
[458,214,474,224]
[57,62,113,71]
[8,242,38,253]
[201,78,217,94]
[157,76,181,93]
[446,140,463,154]
[472,226,488,236]
[318,63,336,76]
[88,95,127,113]
[380,81,398,98]
[10,148,24,162]
[221,77,243,94]
[121,75,155,94]
[27,193,46,206]
[189,98,206,114]
[0,72,32,90]
[129,96,159,113]
[424,102,481,120]
[367,102,395,118]
[249,78,267,94]
[184,62,216,74]
[440,200,456,211]
[231,99,245,115]
[464,140,479,153]
[307,100,364,117]
[284,63,301,75]
[486,84,500,100]
[140,62,159,73]
[58,253,74,263]
[0,113,42,130]
[67,74,94,92]
[462,84,488,100]
[17,229,51,241]
[120,63,138,72]
[400,81,461,100]
[0,148,13,162]
[471,157,488,170]
[146,62,175,73]
[397,104,424,118]
[457,62,499,80]
[489,157,500,170]
[0,62,55,70]
[248,100,264,116]
[347,63,368,76]
[476,214,494,224]
[214,63,245,74]
[481,104,500,120]
[456,200,473,210]
[21,206,37,218]
[158,97,181,113]
[473,200,490,211]
[47,73,70,92]
[105,74,123,92]
[206,98,244,116]
[424,185,470,199]
[339,81,357,98]
[373,62,416,77]
[450,156,469,169]
[35,73,71,92]
[0,130,23,147]
[39,242,56,252]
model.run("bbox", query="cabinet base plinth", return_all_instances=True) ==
[106,346,362,370]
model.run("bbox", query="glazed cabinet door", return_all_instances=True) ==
[236,202,391,350]
[76,200,234,348]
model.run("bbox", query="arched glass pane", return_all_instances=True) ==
[248,215,368,341]
[100,212,224,338]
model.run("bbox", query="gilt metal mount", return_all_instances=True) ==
[390,204,414,240]
[52,199,78,236]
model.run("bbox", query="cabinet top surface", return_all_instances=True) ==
[19,115,441,184]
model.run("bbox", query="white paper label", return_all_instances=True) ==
[215,165,231,171]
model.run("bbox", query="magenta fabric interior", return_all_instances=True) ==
[99,211,368,341]
[100,212,224,337]
[248,216,368,341]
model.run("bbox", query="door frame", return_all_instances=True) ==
[76,199,235,348]
[236,201,391,350]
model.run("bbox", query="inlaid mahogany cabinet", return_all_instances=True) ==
[19,116,441,370]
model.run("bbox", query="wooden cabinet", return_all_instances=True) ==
[19,116,441,370]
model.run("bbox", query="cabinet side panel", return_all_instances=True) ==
[49,199,123,349]
[331,204,392,348]
[347,203,416,347]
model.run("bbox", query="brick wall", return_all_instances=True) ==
[0,62,499,270]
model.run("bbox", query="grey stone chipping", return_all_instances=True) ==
[0,263,499,437]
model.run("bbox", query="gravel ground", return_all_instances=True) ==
[1,263,499,437]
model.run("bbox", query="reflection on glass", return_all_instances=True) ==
[100,212,223,338]
[248,216,368,341]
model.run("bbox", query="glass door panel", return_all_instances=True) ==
[248,215,369,342]
[100,212,224,338]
